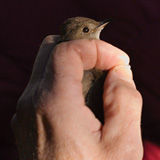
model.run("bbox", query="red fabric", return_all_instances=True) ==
[143,141,160,160]
[0,0,160,159]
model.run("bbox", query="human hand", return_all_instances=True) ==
[11,36,143,160]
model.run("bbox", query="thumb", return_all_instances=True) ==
[102,65,143,155]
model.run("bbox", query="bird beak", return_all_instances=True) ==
[98,19,111,29]
[92,19,111,32]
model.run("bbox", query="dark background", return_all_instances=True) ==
[0,0,160,159]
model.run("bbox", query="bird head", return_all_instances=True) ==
[60,17,110,41]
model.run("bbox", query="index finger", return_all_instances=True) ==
[52,39,130,83]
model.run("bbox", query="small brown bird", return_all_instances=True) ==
[58,16,110,99]
[58,17,110,121]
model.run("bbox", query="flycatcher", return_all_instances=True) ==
[57,17,110,108]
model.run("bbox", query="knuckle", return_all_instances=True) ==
[113,82,142,106]
[43,35,54,44]
[103,80,142,111]
[16,93,38,117]
[41,35,60,47]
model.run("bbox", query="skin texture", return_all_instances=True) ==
[11,35,143,160]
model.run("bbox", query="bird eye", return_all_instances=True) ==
[83,27,89,33]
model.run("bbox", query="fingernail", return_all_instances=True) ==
[114,64,131,71]
[113,65,133,83]
[119,54,130,65]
